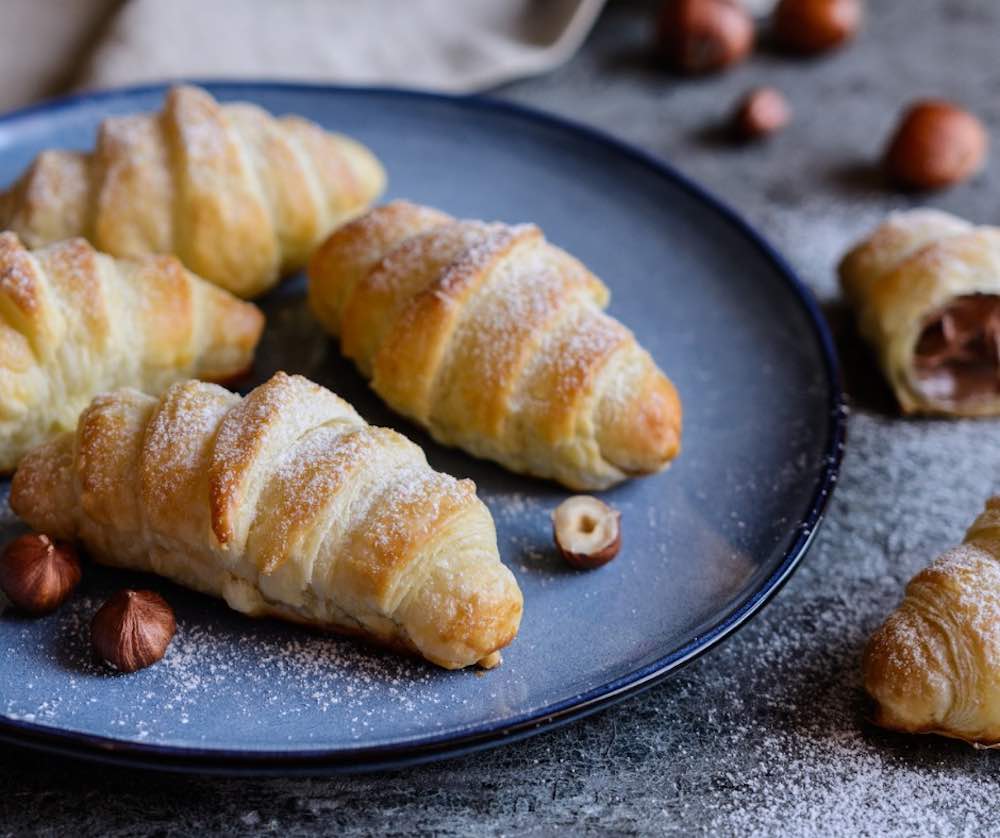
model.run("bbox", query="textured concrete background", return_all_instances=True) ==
[3,1,1000,835]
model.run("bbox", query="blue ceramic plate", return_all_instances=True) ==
[0,83,844,774]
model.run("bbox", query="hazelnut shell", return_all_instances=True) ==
[774,0,862,55]
[0,533,81,615]
[657,0,754,75]
[733,87,792,140]
[883,100,989,190]
[91,589,176,673]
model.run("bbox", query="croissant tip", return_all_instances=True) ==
[477,651,502,669]
[607,374,683,475]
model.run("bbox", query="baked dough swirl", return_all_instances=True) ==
[9,372,522,669]
[0,85,385,298]
[864,497,1000,745]
[308,201,682,490]
[840,209,1000,416]
[0,232,263,472]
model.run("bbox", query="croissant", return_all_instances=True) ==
[9,372,523,669]
[839,208,1000,416]
[0,84,385,299]
[0,232,263,473]
[307,201,682,490]
[864,497,1000,745]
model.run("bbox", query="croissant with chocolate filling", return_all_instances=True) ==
[307,201,682,490]
[0,84,385,298]
[0,232,263,473]
[9,372,522,670]
[864,497,1000,746]
[839,209,1000,416]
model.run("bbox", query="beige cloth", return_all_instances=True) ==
[0,0,605,112]
[0,0,119,111]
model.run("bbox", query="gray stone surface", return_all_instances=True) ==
[3,1,1000,834]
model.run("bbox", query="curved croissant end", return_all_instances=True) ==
[863,497,1000,745]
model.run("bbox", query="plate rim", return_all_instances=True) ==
[0,79,846,775]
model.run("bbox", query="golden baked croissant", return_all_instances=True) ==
[307,201,682,490]
[839,208,1000,416]
[9,372,523,669]
[0,84,385,299]
[0,232,263,473]
[864,497,1000,745]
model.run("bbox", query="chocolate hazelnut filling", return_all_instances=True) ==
[914,294,1000,403]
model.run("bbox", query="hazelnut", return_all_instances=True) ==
[91,589,176,673]
[0,533,81,615]
[883,100,988,190]
[774,0,862,54]
[552,496,622,569]
[733,87,792,140]
[657,0,755,75]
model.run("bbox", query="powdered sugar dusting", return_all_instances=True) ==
[432,222,536,300]
[487,491,555,572]
[5,150,91,245]
[141,383,231,511]
[542,306,629,406]
[366,222,496,297]
[208,374,305,516]
[920,542,1000,670]
[255,424,371,566]
[692,578,1000,838]
[168,87,231,174]
[683,409,1000,836]
[442,242,578,397]
[362,464,472,551]
[1,588,450,744]
[272,423,365,499]
[0,232,42,314]
[317,202,451,321]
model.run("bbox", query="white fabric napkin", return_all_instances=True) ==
[79,0,606,95]
[1,0,604,110]
[0,0,606,113]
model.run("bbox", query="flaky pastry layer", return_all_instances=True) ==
[10,373,522,669]
[308,201,682,490]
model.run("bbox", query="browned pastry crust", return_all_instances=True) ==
[839,208,1000,416]
[308,201,682,490]
[0,231,263,473]
[9,372,523,670]
[0,85,385,299]
[864,497,1000,745]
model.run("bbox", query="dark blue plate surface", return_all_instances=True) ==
[0,83,843,774]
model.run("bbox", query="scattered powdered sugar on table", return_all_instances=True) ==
[671,410,1000,837]
[684,583,1000,838]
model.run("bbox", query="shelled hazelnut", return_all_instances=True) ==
[552,496,622,570]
